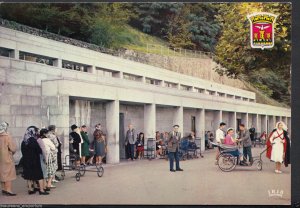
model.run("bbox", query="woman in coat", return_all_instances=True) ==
[0,122,17,196]
[21,126,49,195]
[48,125,61,182]
[266,121,291,173]
[80,125,90,165]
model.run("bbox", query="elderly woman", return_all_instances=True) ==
[0,122,17,196]
[21,126,49,195]
[266,121,291,173]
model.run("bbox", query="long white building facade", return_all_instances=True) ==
[0,26,291,164]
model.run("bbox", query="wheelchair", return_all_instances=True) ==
[212,142,268,172]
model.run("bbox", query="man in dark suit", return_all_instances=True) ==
[167,125,183,172]
[125,124,136,161]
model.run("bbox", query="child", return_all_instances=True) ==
[94,133,107,165]
[135,132,144,159]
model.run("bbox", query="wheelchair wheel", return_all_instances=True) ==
[61,170,65,180]
[217,153,237,172]
[79,165,86,176]
[75,173,80,181]
[256,160,262,171]
[97,166,104,177]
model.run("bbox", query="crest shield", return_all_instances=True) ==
[247,12,278,50]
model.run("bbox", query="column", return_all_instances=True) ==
[261,115,267,134]
[144,103,156,139]
[53,58,62,68]
[282,116,288,127]
[173,106,183,135]
[141,76,146,83]
[106,100,120,164]
[268,115,275,132]
[229,112,237,131]
[287,117,291,137]
[241,113,249,129]
[161,80,165,87]
[41,95,70,164]
[9,49,19,59]
[87,65,96,74]
[196,108,205,152]
[213,110,222,130]
[256,114,262,134]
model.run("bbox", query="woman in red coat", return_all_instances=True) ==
[266,122,291,174]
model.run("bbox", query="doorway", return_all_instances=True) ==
[237,119,242,132]
[119,113,125,159]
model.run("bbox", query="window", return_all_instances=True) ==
[165,81,178,88]
[19,51,54,66]
[62,60,88,72]
[243,97,248,101]
[227,94,234,99]
[96,67,120,77]
[195,88,205,94]
[235,96,241,100]
[207,90,215,95]
[217,92,225,97]
[0,47,11,57]
[249,99,255,102]
[123,73,142,81]
[146,78,161,85]
[180,85,192,91]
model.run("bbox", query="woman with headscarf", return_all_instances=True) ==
[48,125,61,182]
[0,122,17,196]
[21,126,49,195]
[40,128,57,189]
[266,121,291,174]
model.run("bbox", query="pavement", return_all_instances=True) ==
[0,146,291,205]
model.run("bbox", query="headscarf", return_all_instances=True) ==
[275,121,287,131]
[0,122,8,134]
[226,128,234,134]
[23,126,38,145]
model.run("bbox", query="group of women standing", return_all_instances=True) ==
[0,122,63,196]
[21,125,62,195]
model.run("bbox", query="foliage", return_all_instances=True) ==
[214,3,291,104]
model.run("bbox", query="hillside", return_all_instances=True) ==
[0,18,287,108]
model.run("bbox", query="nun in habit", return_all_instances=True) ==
[266,121,291,174]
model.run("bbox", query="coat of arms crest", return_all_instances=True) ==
[247,12,278,50]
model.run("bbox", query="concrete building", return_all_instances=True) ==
[0,26,291,164]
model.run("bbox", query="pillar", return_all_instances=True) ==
[261,115,267,134]
[229,112,236,132]
[196,108,205,152]
[268,115,275,132]
[287,117,291,137]
[144,103,156,139]
[173,106,183,136]
[212,110,222,131]
[282,116,288,127]
[106,100,120,164]
[41,95,70,164]
[256,114,261,134]
[53,58,62,68]
[241,113,249,129]
[9,49,19,59]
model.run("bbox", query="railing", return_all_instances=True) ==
[146,43,213,59]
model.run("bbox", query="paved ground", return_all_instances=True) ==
[1,147,290,205]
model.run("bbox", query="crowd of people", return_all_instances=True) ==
[0,119,291,196]
[213,121,290,173]
[123,124,199,161]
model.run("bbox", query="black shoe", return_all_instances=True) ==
[44,188,51,192]
[176,168,184,171]
[170,169,176,172]
[240,161,248,166]
[39,190,49,195]
[55,175,61,181]
[2,190,16,196]
[28,190,36,195]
